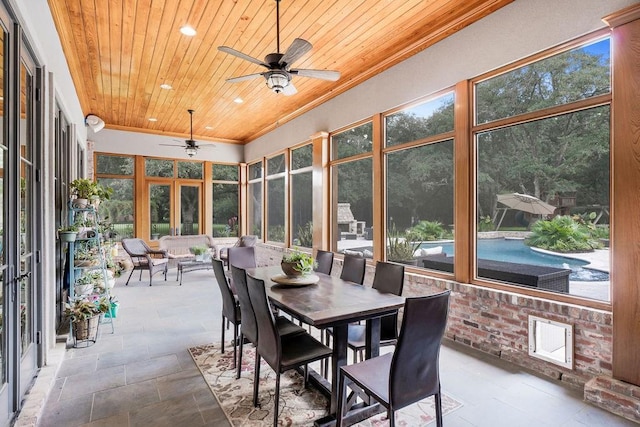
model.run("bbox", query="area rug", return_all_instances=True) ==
[190,343,463,426]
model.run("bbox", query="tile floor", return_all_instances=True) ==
[37,268,635,426]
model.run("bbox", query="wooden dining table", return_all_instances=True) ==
[246,265,405,426]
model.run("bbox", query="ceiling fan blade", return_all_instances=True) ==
[226,73,266,83]
[282,81,297,96]
[292,69,341,81]
[159,143,185,147]
[218,46,268,68]
[279,38,312,67]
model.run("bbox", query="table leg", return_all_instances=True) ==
[365,317,381,360]
[330,323,348,414]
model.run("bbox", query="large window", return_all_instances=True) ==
[384,93,455,270]
[266,154,286,243]
[212,164,239,237]
[96,154,135,238]
[247,161,263,238]
[331,122,373,255]
[474,37,611,301]
[290,144,313,247]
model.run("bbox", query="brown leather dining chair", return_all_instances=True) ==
[246,274,333,427]
[228,246,257,269]
[230,265,305,384]
[345,261,405,362]
[324,261,403,375]
[212,258,241,369]
[314,249,334,275]
[340,254,366,285]
[336,290,451,427]
[227,246,257,293]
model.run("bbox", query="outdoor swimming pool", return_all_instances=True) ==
[421,238,609,281]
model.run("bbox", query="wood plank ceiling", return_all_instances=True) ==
[47,0,513,145]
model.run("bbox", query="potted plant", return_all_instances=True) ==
[74,274,95,296]
[190,245,209,261]
[70,178,98,208]
[64,295,110,343]
[91,183,114,208]
[387,226,422,266]
[281,249,316,277]
[58,224,79,242]
[74,246,100,267]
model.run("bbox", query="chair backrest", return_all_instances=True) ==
[246,274,280,370]
[372,262,405,340]
[314,250,334,275]
[121,238,151,257]
[228,246,257,269]
[230,265,258,344]
[389,291,451,409]
[238,235,258,247]
[340,254,366,285]
[121,238,152,266]
[212,258,238,322]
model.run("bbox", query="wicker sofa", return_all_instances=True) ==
[158,235,217,267]
[422,256,571,293]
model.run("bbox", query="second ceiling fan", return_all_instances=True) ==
[218,0,340,95]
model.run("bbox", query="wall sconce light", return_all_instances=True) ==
[85,114,105,133]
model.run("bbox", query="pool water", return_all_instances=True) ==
[420,239,609,282]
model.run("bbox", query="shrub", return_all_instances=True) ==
[526,215,602,252]
[387,225,421,262]
[407,220,448,241]
[296,222,313,248]
[477,215,495,232]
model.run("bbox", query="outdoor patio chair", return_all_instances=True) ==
[336,290,451,427]
[246,274,332,427]
[314,249,334,275]
[121,238,168,286]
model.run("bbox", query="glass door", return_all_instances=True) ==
[178,184,201,236]
[149,183,173,239]
[0,18,8,420]
[18,46,38,399]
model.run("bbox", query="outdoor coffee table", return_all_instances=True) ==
[177,259,213,285]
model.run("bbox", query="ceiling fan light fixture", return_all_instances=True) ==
[266,71,290,94]
[185,146,198,157]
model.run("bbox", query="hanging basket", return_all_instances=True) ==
[72,315,100,346]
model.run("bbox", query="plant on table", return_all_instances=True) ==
[281,249,316,277]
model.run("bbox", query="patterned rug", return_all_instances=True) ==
[190,343,463,426]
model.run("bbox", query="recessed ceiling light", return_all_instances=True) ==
[180,25,196,36]
[205,126,213,130]
[148,117,158,122]
[234,97,243,104]
[160,84,172,90]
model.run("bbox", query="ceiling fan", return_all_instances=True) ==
[218,0,340,96]
[160,109,213,157]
